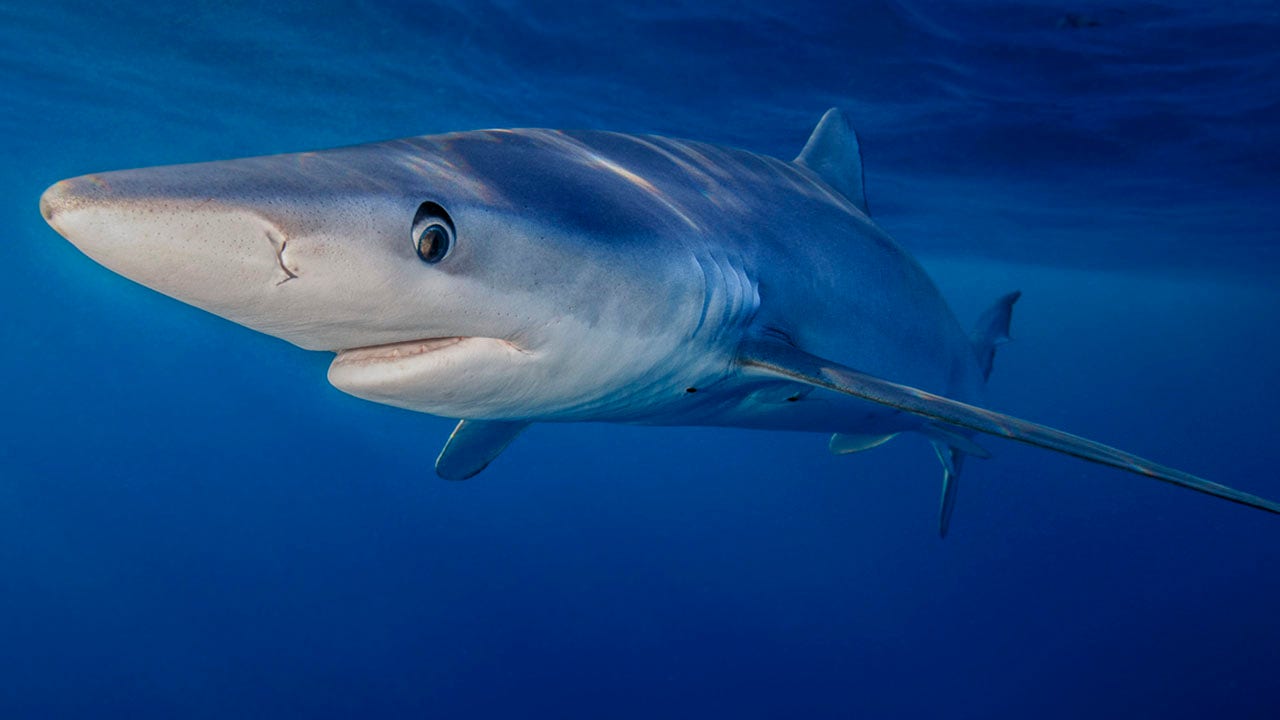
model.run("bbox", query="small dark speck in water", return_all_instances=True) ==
[1058,12,1102,29]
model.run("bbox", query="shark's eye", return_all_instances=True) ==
[411,201,455,264]
[415,223,451,263]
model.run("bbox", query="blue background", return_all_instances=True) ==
[2,1,1278,717]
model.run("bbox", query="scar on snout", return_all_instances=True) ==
[268,231,299,285]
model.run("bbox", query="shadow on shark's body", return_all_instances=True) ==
[39,109,1280,535]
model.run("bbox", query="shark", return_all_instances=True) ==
[39,108,1279,534]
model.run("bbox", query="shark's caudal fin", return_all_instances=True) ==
[932,441,965,538]
[739,339,1280,521]
[435,419,529,480]
[832,422,990,535]
[920,424,990,536]
[916,291,1021,534]
[795,108,869,215]
[971,291,1021,382]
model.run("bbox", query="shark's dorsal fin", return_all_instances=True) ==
[435,419,529,480]
[795,108,869,214]
[738,339,1280,516]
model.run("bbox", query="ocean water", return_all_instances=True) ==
[3,1,1279,717]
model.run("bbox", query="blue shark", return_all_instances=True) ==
[39,109,1279,534]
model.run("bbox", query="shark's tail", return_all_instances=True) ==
[971,291,1022,383]
[928,291,1023,536]
[744,311,1280,537]
[827,292,1021,535]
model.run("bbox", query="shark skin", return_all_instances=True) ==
[39,109,1280,531]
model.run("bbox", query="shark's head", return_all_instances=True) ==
[40,131,733,420]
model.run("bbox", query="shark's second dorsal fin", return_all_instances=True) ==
[795,108,869,215]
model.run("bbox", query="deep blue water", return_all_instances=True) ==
[3,1,1279,717]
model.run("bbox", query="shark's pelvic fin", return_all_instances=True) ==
[738,339,1280,516]
[795,108,869,215]
[829,432,898,455]
[435,419,529,480]
[971,291,1022,382]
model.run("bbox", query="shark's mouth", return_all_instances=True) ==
[327,335,534,414]
[332,337,468,367]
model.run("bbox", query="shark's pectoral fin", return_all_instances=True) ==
[435,419,529,480]
[738,339,1280,516]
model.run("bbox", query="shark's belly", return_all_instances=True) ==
[614,357,938,435]
[712,390,919,435]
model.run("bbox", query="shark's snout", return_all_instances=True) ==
[40,176,102,235]
[42,172,266,264]
[39,171,307,336]
[37,165,459,354]
[41,174,156,260]
[38,182,59,225]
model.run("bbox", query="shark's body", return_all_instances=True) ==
[40,110,1278,532]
